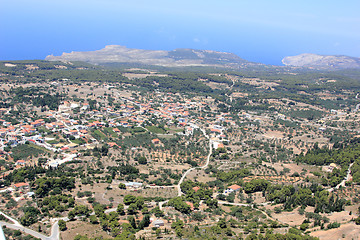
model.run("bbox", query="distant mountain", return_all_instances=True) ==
[282,53,360,69]
[45,45,261,68]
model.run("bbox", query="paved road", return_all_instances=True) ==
[0,212,21,226]
[49,221,59,240]
[0,221,51,240]
[0,211,59,240]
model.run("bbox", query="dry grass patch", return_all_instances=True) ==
[61,221,110,240]
[310,222,360,240]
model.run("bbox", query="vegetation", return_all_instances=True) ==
[1,60,360,239]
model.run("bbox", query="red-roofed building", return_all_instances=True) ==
[152,139,160,144]
[211,128,221,133]
[185,201,195,211]
[15,160,26,166]
[14,182,29,190]
[225,184,241,194]
[69,129,78,136]
[108,142,119,148]
[217,143,224,149]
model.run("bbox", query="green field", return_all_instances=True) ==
[11,143,49,160]
[146,126,167,134]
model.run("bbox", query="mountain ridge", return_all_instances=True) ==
[46,46,360,70]
[45,45,262,69]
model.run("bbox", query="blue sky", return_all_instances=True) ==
[1,0,359,64]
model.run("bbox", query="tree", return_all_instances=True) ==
[58,220,67,231]
[135,196,144,210]
[167,197,191,214]
[137,156,147,165]
[127,203,137,215]
[151,206,164,218]
[68,211,75,221]
[217,194,226,200]
[192,212,205,221]
[118,183,126,189]
[128,216,137,229]
[138,214,150,229]
[89,215,98,224]
[217,218,227,229]
[171,220,184,229]
[117,203,125,215]
[124,195,137,205]
[226,192,235,203]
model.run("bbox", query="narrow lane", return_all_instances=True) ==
[177,128,212,196]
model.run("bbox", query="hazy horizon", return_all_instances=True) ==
[1,0,360,65]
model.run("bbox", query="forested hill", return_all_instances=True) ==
[295,138,360,185]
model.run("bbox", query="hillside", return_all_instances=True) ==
[282,53,360,69]
[1,58,360,240]
[45,45,260,68]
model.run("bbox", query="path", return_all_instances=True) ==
[177,128,212,196]
[217,201,279,223]
[328,162,354,192]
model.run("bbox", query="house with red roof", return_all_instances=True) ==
[185,201,195,211]
[192,186,200,192]
[211,128,221,134]
[152,139,160,145]
[14,182,29,190]
[108,142,119,148]
[15,160,26,166]
[225,184,241,194]
[113,128,121,133]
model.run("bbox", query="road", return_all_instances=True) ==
[0,221,59,240]
[153,126,213,208]
[144,125,212,197]
[217,201,279,223]
[0,211,59,240]
[177,128,212,196]
[328,162,354,192]
[0,212,21,226]
[217,201,270,207]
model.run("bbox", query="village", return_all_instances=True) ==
[0,66,359,239]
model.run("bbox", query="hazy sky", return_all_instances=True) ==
[1,0,359,64]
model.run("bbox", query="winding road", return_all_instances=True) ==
[328,162,354,192]
[177,128,212,196]
[216,201,278,222]
[0,211,59,240]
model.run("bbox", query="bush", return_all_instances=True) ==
[137,156,147,165]
[58,220,67,231]
[327,222,340,229]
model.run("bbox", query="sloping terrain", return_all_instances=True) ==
[45,45,254,68]
[282,53,360,69]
